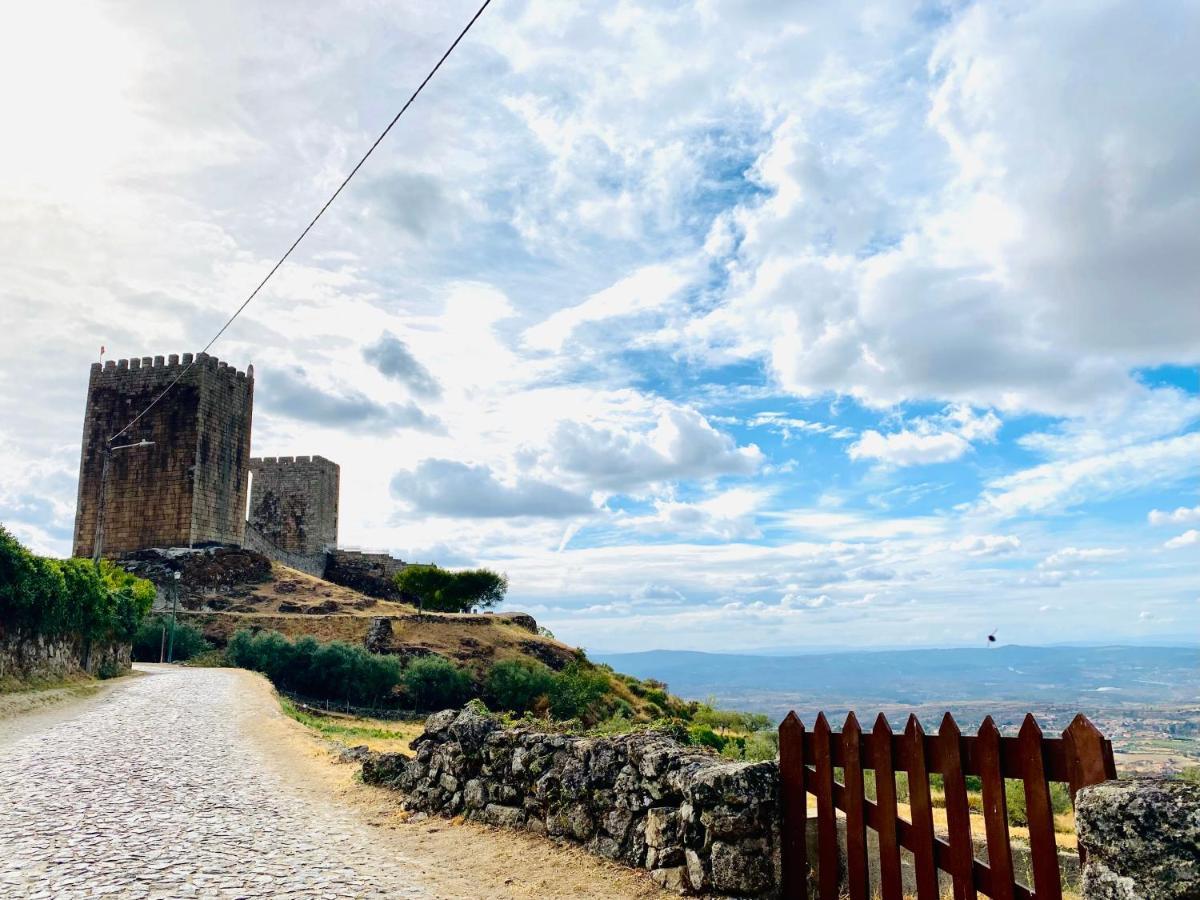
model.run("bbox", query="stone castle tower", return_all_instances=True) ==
[247,455,340,556]
[72,353,254,559]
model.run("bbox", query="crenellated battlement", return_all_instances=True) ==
[248,454,338,469]
[247,453,340,557]
[72,351,255,559]
[92,352,253,381]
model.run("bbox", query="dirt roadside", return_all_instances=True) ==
[233,667,671,900]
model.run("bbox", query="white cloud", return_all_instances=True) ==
[1165,530,1199,550]
[390,459,595,519]
[850,430,969,466]
[619,487,766,541]
[951,534,1021,557]
[849,405,1000,466]
[1040,547,1124,569]
[1150,505,1200,526]
[978,433,1200,518]
[523,263,691,351]
[550,405,762,491]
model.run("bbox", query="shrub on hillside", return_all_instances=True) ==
[226,629,403,706]
[132,616,210,662]
[402,655,474,710]
[548,662,613,722]
[486,658,556,713]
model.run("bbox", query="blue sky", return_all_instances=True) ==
[0,0,1196,652]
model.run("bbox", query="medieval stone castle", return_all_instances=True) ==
[71,352,397,584]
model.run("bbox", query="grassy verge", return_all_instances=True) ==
[278,696,425,754]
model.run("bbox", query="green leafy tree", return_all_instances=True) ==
[402,655,473,709]
[226,629,403,706]
[393,564,508,613]
[486,658,555,713]
[132,616,209,662]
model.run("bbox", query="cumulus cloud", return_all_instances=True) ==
[631,583,685,602]
[361,333,441,398]
[1149,505,1200,526]
[1165,530,1199,550]
[551,405,762,491]
[261,367,443,433]
[390,459,594,519]
[618,488,765,541]
[849,405,1001,466]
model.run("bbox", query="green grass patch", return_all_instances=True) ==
[279,697,420,743]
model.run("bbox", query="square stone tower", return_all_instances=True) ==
[247,455,340,556]
[72,353,255,559]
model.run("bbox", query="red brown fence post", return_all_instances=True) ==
[904,715,940,900]
[872,713,903,900]
[938,713,978,900]
[976,717,1015,900]
[778,712,808,899]
[842,712,870,900]
[812,712,839,900]
[1019,715,1063,900]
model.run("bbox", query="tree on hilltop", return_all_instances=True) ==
[393,564,507,614]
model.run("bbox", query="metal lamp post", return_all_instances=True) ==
[91,439,154,564]
[167,570,181,663]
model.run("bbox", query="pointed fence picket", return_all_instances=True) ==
[777,711,1116,900]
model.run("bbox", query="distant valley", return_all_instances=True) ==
[595,644,1198,722]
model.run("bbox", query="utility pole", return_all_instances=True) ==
[91,439,154,563]
[166,570,181,663]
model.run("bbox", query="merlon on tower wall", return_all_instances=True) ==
[71,353,254,558]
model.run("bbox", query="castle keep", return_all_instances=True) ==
[72,353,254,558]
[247,455,340,556]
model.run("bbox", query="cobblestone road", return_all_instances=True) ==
[0,667,430,899]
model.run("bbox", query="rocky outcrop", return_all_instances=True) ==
[363,704,780,896]
[1076,778,1200,899]
[118,546,272,610]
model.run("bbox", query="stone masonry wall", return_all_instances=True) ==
[362,705,781,896]
[72,353,253,558]
[323,549,407,600]
[0,629,131,683]
[241,521,328,578]
[1076,778,1200,899]
[247,455,339,557]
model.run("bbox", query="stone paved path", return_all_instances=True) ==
[0,667,430,899]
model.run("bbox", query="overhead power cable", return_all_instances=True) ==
[108,0,494,444]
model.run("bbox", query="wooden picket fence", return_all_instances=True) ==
[778,711,1116,900]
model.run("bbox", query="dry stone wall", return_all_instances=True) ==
[362,705,781,897]
[0,630,131,682]
[72,353,253,558]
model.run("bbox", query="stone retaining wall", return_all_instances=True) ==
[0,629,131,683]
[362,705,780,896]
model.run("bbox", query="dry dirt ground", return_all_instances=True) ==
[0,665,670,900]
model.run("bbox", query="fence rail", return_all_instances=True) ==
[778,711,1116,900]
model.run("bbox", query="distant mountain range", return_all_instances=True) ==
[594,645,1200,720]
